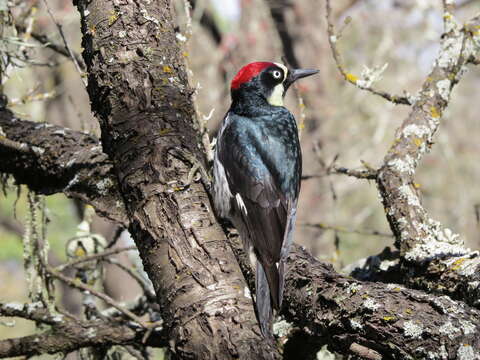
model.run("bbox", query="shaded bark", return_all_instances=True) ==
[0,319,167,358]
[0,107,126,225]
[74,0,279,358]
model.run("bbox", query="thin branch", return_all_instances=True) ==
[302,165,377,180]
[46,263,148,328]
[56,246,136,271]
[299,222,392,238]
[325,0,411,105]
[15,24,86,69]
[104,257,156,301]
[0,301,62,325]
[41,0,87,86]
[0,317,167,358]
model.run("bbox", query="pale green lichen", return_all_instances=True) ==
[457,344,478,360]
[273,319,293,337]
[345,282,362,295]
[364,298,380,311]
[349,318,363,331]
[460,320,476,335]
[387,155,416,175]
[398,184,421,207]
[403,320,423,338]
[436,79,452,101]
[404,218,466,262]
[439,321,460,339]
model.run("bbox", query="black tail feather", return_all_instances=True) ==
[256,261,274,337]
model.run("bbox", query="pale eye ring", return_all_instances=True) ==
[272,70,282,79]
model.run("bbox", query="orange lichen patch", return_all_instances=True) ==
[430,106,441,118]
[450,257,466,271]
[163,65,173,73]
[383,316,396,322]
[159,128,172,135]
[108,11,119,26]
[89,25,97,36]
[413,137,423,147]
[346,73,358,83]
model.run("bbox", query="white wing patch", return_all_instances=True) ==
[235,193,248,215]
[213,114,233,217]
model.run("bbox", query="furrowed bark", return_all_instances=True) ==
[74,0,279,358]
[284,246,480,359]
[0,106,126,225]
[0,318,167,358]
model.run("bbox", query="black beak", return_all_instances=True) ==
[285,68,319,90]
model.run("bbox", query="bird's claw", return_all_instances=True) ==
[168,148,212,190]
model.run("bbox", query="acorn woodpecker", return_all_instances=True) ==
[213,61,318,336]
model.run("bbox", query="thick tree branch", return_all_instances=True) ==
[324,0,480,309]
[0,106,127,225]
[373,7,480,297]
[283,247,480,359]
[0,306,167,358]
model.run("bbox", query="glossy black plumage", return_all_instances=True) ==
[213,62,317,336]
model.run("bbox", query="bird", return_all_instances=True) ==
[212,61,318,336]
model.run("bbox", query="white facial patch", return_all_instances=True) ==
[268,62,288,106]
[268,83,285,106]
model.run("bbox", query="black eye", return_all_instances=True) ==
[272,70,282,80]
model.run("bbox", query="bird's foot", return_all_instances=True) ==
[168,147,212,190]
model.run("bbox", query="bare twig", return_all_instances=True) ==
[104,257,156,301]
[302,165,377,180]
[325,0,411,105]
[46,264,148,327]
[41,0,87,86]
[299,222,392,238]
[56,246,136,271]
[15,24,85,69]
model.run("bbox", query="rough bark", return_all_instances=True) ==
[0,308,167,358]
[0,106,126,225]
[73,0,279,358]
[284,246,480,359]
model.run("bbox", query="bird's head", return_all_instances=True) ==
[230,61,318,107]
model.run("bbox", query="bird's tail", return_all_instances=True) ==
[256,261,281,337]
